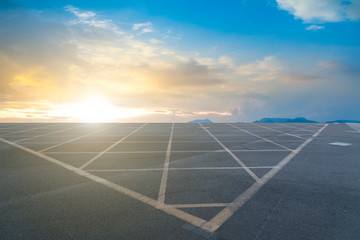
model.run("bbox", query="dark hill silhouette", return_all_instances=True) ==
[326,120,360,123]
[188,119,213,123]
[254,117,317,123]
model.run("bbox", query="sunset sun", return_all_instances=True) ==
[67,96,118,122]
[62,96,150,122]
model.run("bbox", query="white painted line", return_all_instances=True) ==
[38,124,117,152]
[227,123,294,152]
[45,151,168,154]
[199,123,262,183]
[86,166,277,172]
[0,124,59,137]
[251,123,306,140]
[15,125,82,143]
[0,124,28,131]
[276,123,316,133]
[158,123,175,203]
[204,124,328,232]
[169,166,276,170]
[170,203,229,208]
[87,168,164,172]
[0,137,209,231]
[292,123,320,129]
[329,142,352,147]
[228,149,289,152]
[347,123,360,132]
[121,141,221,143]
[20,141,117,144]
[43,149,289,154]
[123,141,169,143]
[0,181,94,209]
[79,123,148,169]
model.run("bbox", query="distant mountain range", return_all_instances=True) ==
[253,117,317,123]
[326,120,360,123]
[188,117,360,123]
[188,119,213,123]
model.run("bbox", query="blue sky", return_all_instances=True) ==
[0,0,359,122]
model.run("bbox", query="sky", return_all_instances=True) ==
[0,0,359,122]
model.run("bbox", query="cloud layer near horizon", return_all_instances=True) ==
[0,3,359,122]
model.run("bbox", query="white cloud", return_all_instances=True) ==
[305,24,325,31]
[133,22,154,33]
[65,5,122,34]
[149,39,163,44]
[218,56,235,68]
[276,0,360,23]
[236,56,282,82]
[64,5,95,19]
[133,22,151,30]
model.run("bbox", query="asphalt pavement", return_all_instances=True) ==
[0,123,359,239]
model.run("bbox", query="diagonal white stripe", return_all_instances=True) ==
[251,123,306,140]
[15,124,81,143]
[158,123,175,203]
[39,124,117,152]
[199,123,262,183]
[227,123,293,151]
[0,136,209,231]
[79,123,148,169]
[204,124,328,232]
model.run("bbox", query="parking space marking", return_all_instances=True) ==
[0,124,59,137]
[87,168,164,172]
[169,203,229,208]
[199,124,262,183]
[0,136,209,232]
[251,123,306,140]
[86,166,277,172]
[347,123,360,132]
[38,124,118,152]
[43,149,289,154]
[227,123,293,151]
[79,123,148,170]
[20,141,117,144]
[158,123,175,203]
[276,123,316,133]
[0,124,28,131]
[292,123,321,129]
[0,123,329,234]
[204,124,328,232]
[15,125,82,143]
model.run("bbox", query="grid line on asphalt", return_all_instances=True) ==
[0,124,28,131]
[43,149,290,154]
[15,124,82,143]
[38,124,118,152]
[0,136,210,232]
[158,123,175,203]
[227,123,294,151]
[169,203,229,208]
[250,123,306,140]
[0,123,328,234]
[203,124,328,232]
[276,123,316,133]
[199,123,262,183]
[0,124,60,137]
[79,123,148,170]
[85,166,277,172]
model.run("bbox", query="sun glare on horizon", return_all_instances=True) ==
[64,96,148,122]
